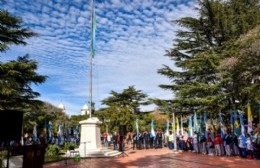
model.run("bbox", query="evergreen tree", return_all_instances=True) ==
[0,10,36,52]
[96,86,149,132]
[158,0,260,114]
[0,5,45,111]
[219,26,260,109]
[0,55,46,111]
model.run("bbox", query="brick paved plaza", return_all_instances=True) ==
[44,147,260,168]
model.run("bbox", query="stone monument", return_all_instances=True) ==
[78,117,102,157]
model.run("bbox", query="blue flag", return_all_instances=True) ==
[193,112,197,132]
[48,121,53,141]
[219,113,224,139]
[165,119,169,136]
[150,120,155,137]
[230,112,233,131]
[204,112,208,139]
[199,114,203,140]
[57,124,62,144]
[33,124,37,142]
[189,115,193,137]
[239,113,245,136]
[91,0,96,57]
[135,119,139,134]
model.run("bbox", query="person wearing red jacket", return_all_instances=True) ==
[214,134,222,156]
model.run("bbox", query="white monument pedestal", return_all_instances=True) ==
[78,117,102,157]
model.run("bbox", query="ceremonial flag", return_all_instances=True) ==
[33,124,37,142]
[234,111,239,128]
[188,115,193,137]
[247,103,253,134]
[135,119,139,134]
[165,119,169,136]
[210,114,214,131]
[57,124,62,144]
[219,113,224,139]
[91,0,96,57]
[48,121,53,141]
[204,112,208,139]
[239,113,245,136]
[74,126,79,140]
[176,116,180,135]
[193,112,198,132]
[199,114,203,138]
[151,120,155,137]
[233,111,241,135]
[230,112,234,131]
[181,115,184,136]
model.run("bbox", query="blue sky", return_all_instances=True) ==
[1,0,197,115]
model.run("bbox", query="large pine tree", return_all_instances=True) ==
[0,10,36,52]
[158,0,260,114]
[0,7,46,111]
[0,55,46,111]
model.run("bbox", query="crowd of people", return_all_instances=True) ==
[102,123,260,160]
[171,126,260,160]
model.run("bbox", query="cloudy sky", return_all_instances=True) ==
[1,0,197,115]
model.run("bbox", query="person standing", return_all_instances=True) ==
[225,132,232,156]
[253,124,260,159]
[214,134,222,156]
[144,131,150,149]
[103,132,108,147]
[206,133,214,156]
[156,130,163,149]
[238,133,247,158]
[107,132,112,147]
[168,131,174,150]
[193,132,199,153]
[133,132,139,150]
[231,133,240,156]
[112,132,118,150]
[246,133,253,159]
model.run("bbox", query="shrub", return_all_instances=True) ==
[45,144,60,157]
[63,142,77,151]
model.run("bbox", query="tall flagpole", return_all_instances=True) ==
[89,0,94,118]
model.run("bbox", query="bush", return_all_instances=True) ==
[0,150,7,168]
[45,144,60,157]
[63,142,77,151]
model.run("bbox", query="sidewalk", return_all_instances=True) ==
[44,147,260,168]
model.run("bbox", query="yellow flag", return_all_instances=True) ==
[176,117,180,135]
[247,103,253,133]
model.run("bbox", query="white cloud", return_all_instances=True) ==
[1,0,197,115]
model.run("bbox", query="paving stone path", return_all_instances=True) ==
[44,147,260,168]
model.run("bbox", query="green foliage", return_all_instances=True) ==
[73,155,81,162]
[158,0,260,115]
[0,10,36,52]
[23,101,69,133]
[102,86,149,108]
[45,144,60,157]
[70,114,88,126]
[95,86,149,133]
[0,55,47,111]
[63,142,78,151]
